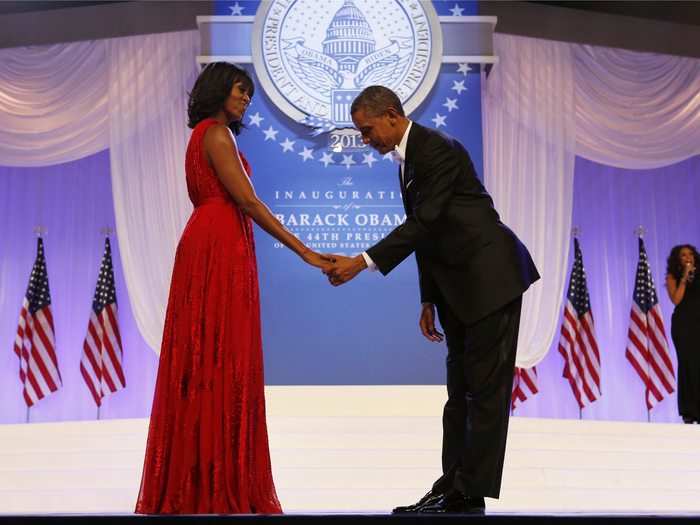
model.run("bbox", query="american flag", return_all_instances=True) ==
[625,237,675,410]
[557,238,602,409]
[13,237,62,407]
[80,237,126,406]
[511,366,538,411]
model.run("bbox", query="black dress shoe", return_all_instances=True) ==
[391,489,443,514]
[418,493,485,514]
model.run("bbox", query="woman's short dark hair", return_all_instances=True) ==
[350,85,405,118]
[666,244,700,281]
[187,62,254,135]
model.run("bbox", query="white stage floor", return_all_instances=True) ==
[1,386,699,514]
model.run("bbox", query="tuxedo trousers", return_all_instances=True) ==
[432,296,522,498]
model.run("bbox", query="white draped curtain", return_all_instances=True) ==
[484,33,700,368]
[0,30,199,353]
[2,30,700,362]
[0,41,108,166]
[483,35,576,368]
[107,31,199,351]
[574,44,700,169]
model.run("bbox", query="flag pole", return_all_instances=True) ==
[25,225,47,426]
[98,225,111,422]
[573,225,582,424]
[634,226,652,424]
[37,173,46,426]
[636,226,647,424]
[96,226,114,422]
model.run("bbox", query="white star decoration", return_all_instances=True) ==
[362,152,377,167]
[449,4,464,16]
[280,138,295,152]
[229,2,244,16]
[319,151,335,167]
[248,112,263,127]
[457,63,470,76]
[451,80,466,95]
[432,113,447,128]
[262,125,278,141]
[443,98,458,112]
[299,146,314,161]
[253,57,471,169]
[341,154,356,169]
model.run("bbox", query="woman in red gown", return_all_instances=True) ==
[135,63,330,514]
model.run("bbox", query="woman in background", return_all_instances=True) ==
[665,244,700,424]
[136,63,331,514]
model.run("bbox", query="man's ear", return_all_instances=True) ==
[386,106,400,122]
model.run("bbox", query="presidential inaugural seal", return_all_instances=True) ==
[251,0,442,135]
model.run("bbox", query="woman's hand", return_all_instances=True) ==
[682,262,695,282]
[301,249,335,271]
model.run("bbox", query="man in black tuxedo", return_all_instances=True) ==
[325,86,540,514]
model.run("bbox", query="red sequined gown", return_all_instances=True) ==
[135,118,282,514]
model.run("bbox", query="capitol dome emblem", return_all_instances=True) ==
[252,0,442,135]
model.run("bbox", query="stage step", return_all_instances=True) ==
[0,386,698,514]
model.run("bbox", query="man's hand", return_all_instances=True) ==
[419,302,444,342]
[323,254,367,286]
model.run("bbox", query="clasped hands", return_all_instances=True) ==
[300,250,366,286]
[320,253,367,286]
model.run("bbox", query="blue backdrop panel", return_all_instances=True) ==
[212,1,485,384]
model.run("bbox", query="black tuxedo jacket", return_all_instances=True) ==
[366,122,540,325]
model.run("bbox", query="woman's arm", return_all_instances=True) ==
[203,124,329,268]
[666,273,687,305]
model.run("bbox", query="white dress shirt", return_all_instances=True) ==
[361,121,412,271]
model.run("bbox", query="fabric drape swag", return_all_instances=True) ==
[0,41,108,167]
[574,44,700,169]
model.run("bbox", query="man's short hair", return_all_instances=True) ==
[350,85,405,117]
